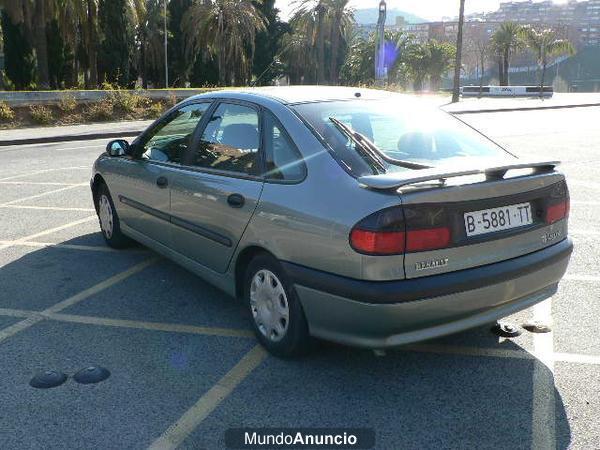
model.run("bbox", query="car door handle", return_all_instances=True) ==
[156,176,168,188]
[227,193,245,208]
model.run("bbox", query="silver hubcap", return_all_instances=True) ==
[98,194,114,239]
[250,269,289,342]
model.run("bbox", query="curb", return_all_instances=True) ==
[0,129,144,147]
[1,101,599,146]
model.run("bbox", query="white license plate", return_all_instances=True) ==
[464,202,533,237]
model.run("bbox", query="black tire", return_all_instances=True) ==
[244,253,312,358]
[96,183,131,249]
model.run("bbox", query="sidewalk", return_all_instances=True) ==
[1,92,599,146]
[441,92,600,114]
[0,120,153,146]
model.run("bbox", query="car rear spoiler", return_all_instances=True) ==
[357,160,561,190]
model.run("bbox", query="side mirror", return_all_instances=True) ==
[106,139,129,157]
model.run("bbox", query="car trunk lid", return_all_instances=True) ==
[357,160,569,279]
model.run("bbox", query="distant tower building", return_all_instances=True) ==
[375,0,387,84]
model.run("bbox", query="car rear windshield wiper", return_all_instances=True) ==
[329,117,431,171]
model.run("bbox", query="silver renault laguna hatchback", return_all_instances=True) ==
[91,86,572,357]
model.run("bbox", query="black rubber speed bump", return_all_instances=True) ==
[73,366,110,384]
[523,321,552,333]
[29,370,68,389]
[491,322,522,338]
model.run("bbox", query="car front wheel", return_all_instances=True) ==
[244,254,312,358]
[96,183,131,249]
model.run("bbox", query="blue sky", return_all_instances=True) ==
[275,0,572,21]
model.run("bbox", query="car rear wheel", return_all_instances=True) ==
[96,183,130,249]
[244,254,312,358]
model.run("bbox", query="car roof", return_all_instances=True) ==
[186,85,401,105]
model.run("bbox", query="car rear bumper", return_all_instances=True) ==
[283,238,573,348]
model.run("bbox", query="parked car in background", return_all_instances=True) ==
[91,86,572,357]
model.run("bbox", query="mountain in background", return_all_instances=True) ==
[353,8,426,26]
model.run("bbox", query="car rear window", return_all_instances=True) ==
[293,99,513,177]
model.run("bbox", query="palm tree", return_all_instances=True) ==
[324,0,353,84]
[281,29,316,84]
[340,30,410,86]
[289,0,354,84]
[0,0,51,89]
[183,0,266,86]
[451,0,465,103]
[427,40,456,91]
[491,22,523,86]
[53,0,100,87]
[137,0,166,87]
[404,42,429,91]
[520,26,575,96]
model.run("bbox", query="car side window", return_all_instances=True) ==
[140,103,210,164]
[187,103,260,175]
[263,111,306,181]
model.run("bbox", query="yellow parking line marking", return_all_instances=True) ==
[46,313,253,338]
[0,167,88,182]
[0,181,83,186]
[148,345,267,450]
[0,316,46,341]
[0,214,97,253]
[0,308,37,319]
[1,305,600,368]
[17,215,97,242]
[0,258,159,344]
[1,183,87,206]
[0,205,95,212]
[45,258,159,314]
[0,215,97,252]
[531,299,556,450]
[0,306,251,338]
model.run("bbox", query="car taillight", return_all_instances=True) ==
[545,181,570,224]
[350,229,405,255]
[546,199,570,224]
[406,227,451,252]
[350,205,452,255]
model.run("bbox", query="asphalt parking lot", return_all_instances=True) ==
[0,106,599,449]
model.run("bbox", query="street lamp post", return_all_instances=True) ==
[375,0,386,86]
[164,0,169,88]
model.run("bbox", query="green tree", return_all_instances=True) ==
[0,0,51,89]
[426,40,455,90]
[168,0,194,86]
[520,26,575,96]
[183,0,266,86]
[340,30,410,86]
[491,22,524,86]
[403,40,455,91]
[98,0,135,86]
[55,0,101,88]
[136,0,165,87]
[252,0,287,85]
[0,10,36,90]
[281,15,317,83]
[288,0,354,84]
